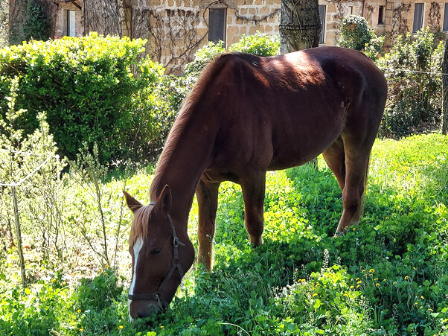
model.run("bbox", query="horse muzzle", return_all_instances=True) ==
[129,298,165,321]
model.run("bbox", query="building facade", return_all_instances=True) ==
[11,0,448,72]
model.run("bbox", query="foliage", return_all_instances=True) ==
[2,134,448,335]
[184,41,225,75]
[229,31,280,56]
[184,32,280,77]
[375,28,443,137]
[23,0,50,42]
[0,33,164,164]
[0,78,67,274]
[339,15,373,51]
[363,34,385,62]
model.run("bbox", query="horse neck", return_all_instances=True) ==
[150,103,217,233]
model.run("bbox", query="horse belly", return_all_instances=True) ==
[267,110,345,170]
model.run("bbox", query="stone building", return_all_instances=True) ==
[10,0,448,72]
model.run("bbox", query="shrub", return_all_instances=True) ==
[0,33,163,164]
[376,28,443,137]
[229,31,280,56]
[339,15,372,51]
[184,41,225,75]
[363,34,385,62]
[184,32,280,76]
[74,269,123,311]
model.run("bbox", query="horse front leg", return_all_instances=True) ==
[196,178,220,271]
[240,171,266,246]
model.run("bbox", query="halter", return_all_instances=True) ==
[128,201,185,312]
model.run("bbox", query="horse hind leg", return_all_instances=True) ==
[322,136,346,191]
[196,178,221,271]
[335,139,372,234]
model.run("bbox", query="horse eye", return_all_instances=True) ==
[150,248,161,255]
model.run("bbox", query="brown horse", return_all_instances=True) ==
[124,46,387,319]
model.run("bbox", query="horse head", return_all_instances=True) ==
[124,185,194,320]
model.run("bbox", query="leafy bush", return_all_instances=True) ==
[229,31,280,56]
[339,15,373,50]
[184,32,280,76]
[375,28,443,137]
[74,268,123,311]
[363,34,385,62]
[0,33,163,164]
[184,41,225,75]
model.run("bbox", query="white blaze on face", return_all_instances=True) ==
[129,236,144,322]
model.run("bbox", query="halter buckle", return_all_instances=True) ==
[173,236,185,247]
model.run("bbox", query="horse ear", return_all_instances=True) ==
[154,185,172,215]
[123,191,143,213]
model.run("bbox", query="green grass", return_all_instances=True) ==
[1,134,448,335]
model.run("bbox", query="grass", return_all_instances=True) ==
[1,134,448,335]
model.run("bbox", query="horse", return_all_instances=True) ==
[124,46,387,319]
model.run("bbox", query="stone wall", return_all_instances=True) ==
[130,0,395,72]
[21,0,448,73]
[53,0,84,38]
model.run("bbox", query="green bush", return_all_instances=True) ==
[375,28,443,137]
[184,32,280,76]
[339,15,372,51]
[0,33,163,164]
[184,41,225,75]
[229,31,280,56]
[74,268,123,311]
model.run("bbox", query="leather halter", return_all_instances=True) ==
[128,201,185,312]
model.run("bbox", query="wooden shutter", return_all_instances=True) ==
[443,4,448,31]
[412,3,424,33]
[209,8,226,46]
[319,5,326,44]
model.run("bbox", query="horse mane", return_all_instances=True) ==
[150,53,235,200]
[129,205,153,248]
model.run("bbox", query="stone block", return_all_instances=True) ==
[260,6,269,14]
[227,25,239,37]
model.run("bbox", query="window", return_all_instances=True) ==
[319,5,326,44]
[412,3,424,33]
[209,8,226,46]
[348,6,354,15]
[378,6,385,25]
[443,4,448,31]
[67,10,76,37]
